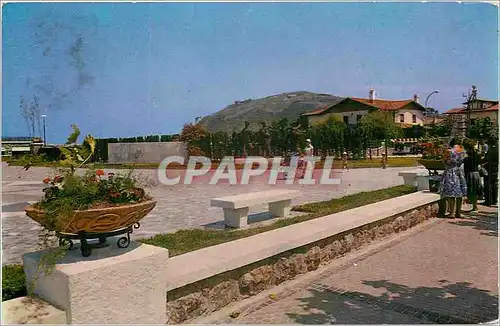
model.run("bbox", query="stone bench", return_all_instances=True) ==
[398,169,429,190]
[211,189,301,228]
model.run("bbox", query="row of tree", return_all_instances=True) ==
[89,112,495,162]
[179,111,410,160]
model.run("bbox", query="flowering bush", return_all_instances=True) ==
[418,140,448,161]
[36,169,150,230]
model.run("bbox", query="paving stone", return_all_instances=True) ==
[206,211,497,324]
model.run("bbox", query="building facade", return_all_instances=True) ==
[444,99,498,138]
[302,89,426,127]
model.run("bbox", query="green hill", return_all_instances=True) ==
[198,91,344,133]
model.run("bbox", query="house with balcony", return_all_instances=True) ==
[444,98,498,121]
[443,98,498,138]
[301,89,426,127]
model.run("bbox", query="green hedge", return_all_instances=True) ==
[2,265,26,301]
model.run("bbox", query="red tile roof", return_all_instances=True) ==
[301,106,331,116]
[444,108,466,114]
[302,97,419,116]
[445,104,499,114]
[350,98,414,111]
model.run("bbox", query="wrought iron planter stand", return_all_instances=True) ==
[57,223,141,257]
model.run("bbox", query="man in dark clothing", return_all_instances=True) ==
[483,139,498,206]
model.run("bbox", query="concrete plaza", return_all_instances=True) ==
[2,162,412,265]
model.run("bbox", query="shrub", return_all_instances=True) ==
[2,265,26,301]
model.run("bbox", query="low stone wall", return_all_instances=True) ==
[108,141,187,164]
[166,203,438,323]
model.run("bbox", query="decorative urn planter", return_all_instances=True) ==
[25,200,157,257]
[417,159,446,171]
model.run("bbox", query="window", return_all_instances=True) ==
[412,114,417,123]
[399,114,405,123]
[343,116,349,124]
[357,115,363,123]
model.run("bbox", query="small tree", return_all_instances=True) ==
[66,124,81,145]
[20,95,42,138]
[360,110,403,157]
[179,123,209,157]
[468,117,498,141]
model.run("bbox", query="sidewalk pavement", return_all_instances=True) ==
[207,205,498,324]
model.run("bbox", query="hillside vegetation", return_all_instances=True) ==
[199,91,343,133]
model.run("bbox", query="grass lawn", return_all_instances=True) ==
[140,185,416,256]
[7,157,420,170]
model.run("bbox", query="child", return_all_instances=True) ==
[342,151,349,171]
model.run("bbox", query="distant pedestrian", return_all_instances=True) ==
[304,139,314,157]
[342,151,349,171]
[479,139,489,155]
[381,154,387,169]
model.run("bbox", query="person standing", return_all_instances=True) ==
[483,139,498,206]
[438,139,467,218]
[463,141,480,212]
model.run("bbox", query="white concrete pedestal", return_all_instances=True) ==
[23,242,169,324]
[417,175,430,191]
[223,207,249,228]
[399,169,429,187]
[269,199,292,217]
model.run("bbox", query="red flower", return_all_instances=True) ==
[96,170,105,176]
[133,188,144,198]
[42,177,51,184]
[53,175,63,183]
[109,192,121,198]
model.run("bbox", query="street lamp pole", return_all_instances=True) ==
[424,90,440,115]
[41,114,47,146]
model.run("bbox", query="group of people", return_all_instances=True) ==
[438,137,498,218]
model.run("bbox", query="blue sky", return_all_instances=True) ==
[2,2,498,143]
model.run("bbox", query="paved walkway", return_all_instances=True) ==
[206,207,498,324]
[2,163,412,265]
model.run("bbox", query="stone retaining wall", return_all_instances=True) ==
[165,203,439,323]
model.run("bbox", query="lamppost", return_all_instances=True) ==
[424,90,440,116]
[41,114,47,146]
[464,85,477,137]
